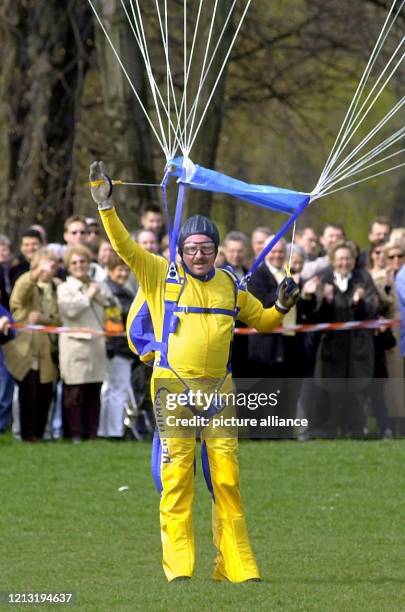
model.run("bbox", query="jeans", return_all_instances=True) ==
[0,353,15,434]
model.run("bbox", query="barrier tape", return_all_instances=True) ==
[8,318,401,337]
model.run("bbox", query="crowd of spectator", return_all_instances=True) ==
[0,208,404,442]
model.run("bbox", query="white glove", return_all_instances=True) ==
[89,161,113,210]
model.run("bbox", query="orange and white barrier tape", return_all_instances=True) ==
[9,318,400,337]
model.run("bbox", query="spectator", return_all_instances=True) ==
[0,303,15,436]
[30,224,48,245]
[57,245,110,441]
[248,237,307,437]
[99,254,135,439]
[98,240,113,268]
[63,215,88,249]
[295,227,318,261]
[384,239,405,435]
[395,261,405,375]
[251,227,271,259]
[305,240,378,438]
[365,241,393,438]
[10,228,43,288]
[286,244,305,278]
[140,204,165,240]
[85,217,103,250]
[3,248,60,441]
[301,223,345,281]
[134,229,160,254]
[0,235,12,308]
[223,231,248,280]
[390,227,405,243]
[358,216,391,268]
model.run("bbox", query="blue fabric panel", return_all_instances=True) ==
[169,157,310,215]
[151,431,163,494]
[201,440,215,500]
[128,299,155,357]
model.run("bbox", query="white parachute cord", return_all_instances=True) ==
[165,0,171,155]
[316,44,405,191]
[182,0,221,155]
[153,0,184,155]
[312,161,405,201]
[170,0,204,158]
[287,221,297,273]
[124,0,185,156]
[319,127,405,190]
[315,0,404,189]
[316,0,403,188]
[315,96,405,194]
[315,147,405,194]
[187,0,253,154]
[183,0,238,155]
[129,0,171,158]
[184,0,187,149]
[87,0,167,155]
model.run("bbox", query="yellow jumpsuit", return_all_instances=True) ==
[99,208,283,582]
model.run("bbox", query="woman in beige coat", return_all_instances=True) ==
[57,245,110,441]
[4,248,60,441]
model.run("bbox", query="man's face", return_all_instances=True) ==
[109,264,130,286]
[64,221,87,247]
[266,241,286,270]
[137,230,159,254]
[369,222,390,243]
[320,226,344,250]
[182,234,216,276]
[141,211,163,234]
[86,224,102,247]
[20,237,41,261]
[224,240,247,268]
[299,229,318,256]
[251,231,269,257]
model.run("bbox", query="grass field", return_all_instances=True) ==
[1,436,404,611]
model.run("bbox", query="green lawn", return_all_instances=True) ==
[1,437,404,611]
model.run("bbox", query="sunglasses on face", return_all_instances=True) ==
[388,253,403,260]
[183,243,215,256]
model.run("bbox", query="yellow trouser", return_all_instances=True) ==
[156,434,260,582]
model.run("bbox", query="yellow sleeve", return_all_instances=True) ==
[98,207,167,294]
[238,289,284,332]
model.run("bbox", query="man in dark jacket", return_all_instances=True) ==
[247,237,307,437]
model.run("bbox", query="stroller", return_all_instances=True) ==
[123,362,154,441]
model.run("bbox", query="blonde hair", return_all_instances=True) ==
[30,247,60,270]
[63,244,93,268]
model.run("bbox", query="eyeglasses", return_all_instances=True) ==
[388,253,403,260]
[183,243,215,256]
[70,230,87,235]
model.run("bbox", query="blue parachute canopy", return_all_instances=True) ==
[169,156,310,215]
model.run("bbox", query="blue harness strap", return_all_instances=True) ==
[243,197,311,282]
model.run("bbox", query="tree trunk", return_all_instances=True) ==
[94,0,158,226]
[0,0,93,242]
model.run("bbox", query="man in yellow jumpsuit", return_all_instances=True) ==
[90,161,299,583]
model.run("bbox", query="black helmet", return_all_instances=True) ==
[178,215,220,255]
